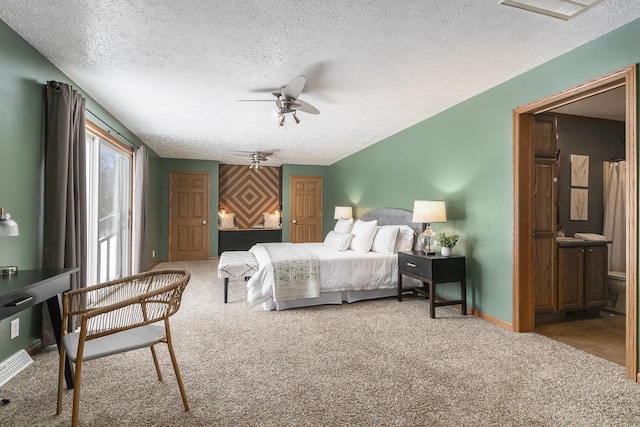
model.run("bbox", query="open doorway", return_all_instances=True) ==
[534,95,626,366]
[512,65,638,381]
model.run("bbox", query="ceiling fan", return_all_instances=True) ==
[233,150,274,170]
[239,75,320,126]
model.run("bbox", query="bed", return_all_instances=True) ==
[246,207,423,310]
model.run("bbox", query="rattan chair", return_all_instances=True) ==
[56,269,191,427]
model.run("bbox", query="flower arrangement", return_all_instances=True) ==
[437,232,460,248]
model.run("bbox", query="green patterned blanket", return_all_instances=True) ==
[258,243,320,302]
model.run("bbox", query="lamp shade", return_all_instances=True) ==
[412,201,447,223]
[334,206,353,220]
[0,208,19,237]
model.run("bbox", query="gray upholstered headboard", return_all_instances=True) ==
[359,207,423,250]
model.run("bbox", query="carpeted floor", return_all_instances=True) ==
[3,260,640,426]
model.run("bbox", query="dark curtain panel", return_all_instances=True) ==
[42,81,87,344]
[133,145,149,273]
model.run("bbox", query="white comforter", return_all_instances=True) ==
[246,243,398,308]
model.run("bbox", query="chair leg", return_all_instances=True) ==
[70,358,84,427]
[150,345,163,381]
[56,345,67,415]
[164,324,189,411]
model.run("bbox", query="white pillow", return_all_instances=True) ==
[371,225,400,254]
[349,219,378,252]
[394,225,415,252]
[263,212,280,228]
[334,218,354,234]
[219,213,236,229]
[323,231,353,251]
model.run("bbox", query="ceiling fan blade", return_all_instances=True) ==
[282,75,306,100]
[232,150,274,156]
[238,92,281,102]
[250,150,273,160]
[293,99,320,115]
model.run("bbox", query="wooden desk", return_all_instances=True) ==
[0,268,78,389]
[397,251,467,318]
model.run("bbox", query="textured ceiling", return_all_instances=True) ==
[1,1,639,166]
[550,86,626,121]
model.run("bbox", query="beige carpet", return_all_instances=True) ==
[3,260,640,426]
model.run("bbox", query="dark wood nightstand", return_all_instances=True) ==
[398,251,467,318]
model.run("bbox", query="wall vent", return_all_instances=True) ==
[501,0,603,20]
[0,350,33,388]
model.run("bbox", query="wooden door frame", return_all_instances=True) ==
[168,170,211,261]
[512,65,638,380]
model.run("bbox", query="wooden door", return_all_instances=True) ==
[584,245,608,307]
[557,246,584,311]
[533,115,558,313]
[289,175,323,243]
[169,171,210,261]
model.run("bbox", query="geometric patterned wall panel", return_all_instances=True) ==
[219,164,281,229]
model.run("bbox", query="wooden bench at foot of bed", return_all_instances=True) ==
[217,251,258,303]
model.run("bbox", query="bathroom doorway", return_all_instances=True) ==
[533,95,626,366]
[512,66,638,380]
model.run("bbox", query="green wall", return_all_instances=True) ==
[0,20,157,361]
[328,18,640,324]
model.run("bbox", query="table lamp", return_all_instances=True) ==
[334,206,353,220]
[411,200,446,255]
[0,207,19,275]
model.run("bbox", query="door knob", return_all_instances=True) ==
[202,220,207,225]
[292,219,297,224]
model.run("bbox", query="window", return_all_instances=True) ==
[86,121,133,286]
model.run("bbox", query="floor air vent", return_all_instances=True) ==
[0,350,33,388]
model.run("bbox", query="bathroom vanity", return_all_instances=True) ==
[535,238,608,314]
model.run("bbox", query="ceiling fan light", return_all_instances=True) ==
[279,115,285,127]
[293,113,300,124]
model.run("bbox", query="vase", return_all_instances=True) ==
[441,247,452,257]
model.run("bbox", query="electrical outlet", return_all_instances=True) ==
[10,318,19,339]
[152,250,156,258]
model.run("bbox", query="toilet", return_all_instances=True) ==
[607,270,626,314]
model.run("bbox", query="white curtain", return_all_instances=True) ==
[603,160,626,272]
[132,145,149,274]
